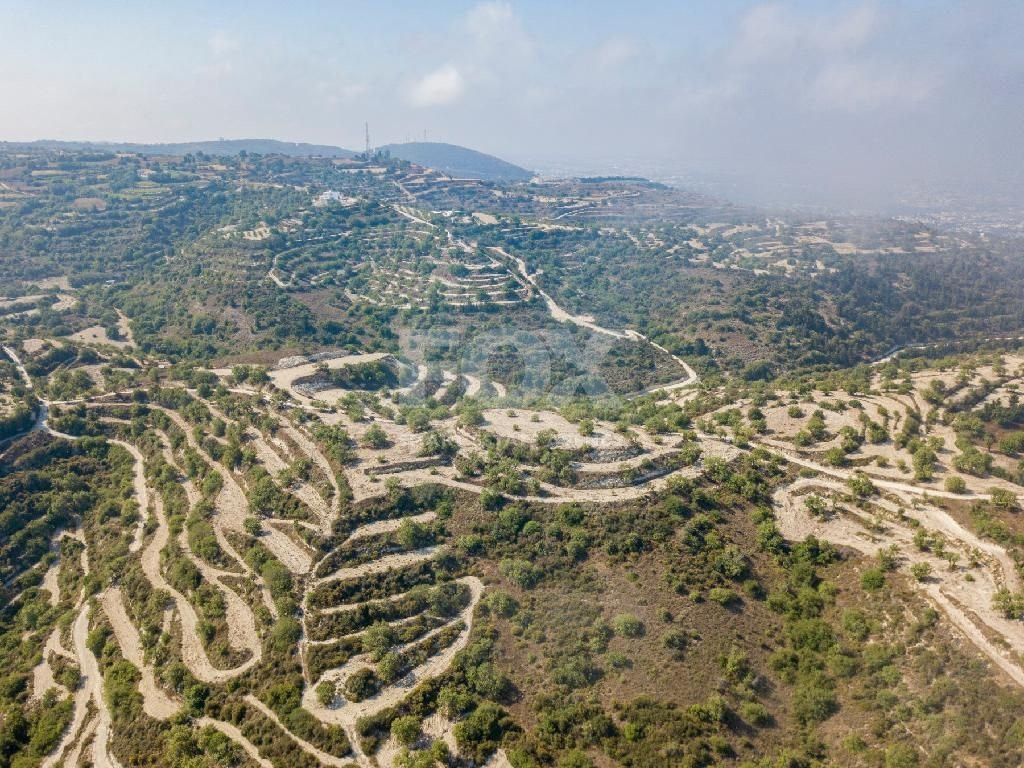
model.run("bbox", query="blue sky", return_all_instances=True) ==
[2,1,1022,204]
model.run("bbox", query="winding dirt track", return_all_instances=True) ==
[244,695,353,768]
[70,602,123,768]
[774,474,1024,687]
[109,439,150,553]
[158,407,313,573]
[137,444,260,683]
[302,576,484,767]
[316,546,443,586]
[41,561,60,606]
[485,245,698,392]
[101,590,280,766]
[101,588,180,719]
[30,629,70,702]
[196,718,274,768]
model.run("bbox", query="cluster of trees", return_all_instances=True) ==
[0,398,35,442]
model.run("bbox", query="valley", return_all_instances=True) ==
[1,145,1024,768]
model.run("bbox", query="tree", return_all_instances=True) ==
[397,519,431,549]
[912,445,937,481]
[944,475,967,494]
[991,487,1018,510]
[910,562,932,582]
[860,568,885,592]
[362,423,391,449]
[363,622,396,662]
[391,715,421,747]
[805,494,827,517]
[847,472,876,498]
[316,680,337,706]
[612,614,645,638]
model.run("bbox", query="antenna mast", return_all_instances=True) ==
[365,123,371,156]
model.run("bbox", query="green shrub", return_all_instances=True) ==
[944,475,967,493]
[708,587,740,607]
[910,562,932,582]
[611,614,645,638]
[739,700,771,727]
[391,715,422,746]
[860,568,885,592]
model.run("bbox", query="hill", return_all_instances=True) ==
[3,146,1024,768]
[381,141,532,182]
[3,138,355,157]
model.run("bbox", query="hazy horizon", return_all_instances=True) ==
[3,0,1022,208]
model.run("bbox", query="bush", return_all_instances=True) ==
[391,715,422,746]
[991,487,1018,509]
[344,668,379,702]
[824,447,847,467]
[499,558,540,589]
[793,677,837,725]
[993,588,1024,619]
[841,610,870,641]
[454,702,515,765]
[363,622,397,662]
[954,446,992,477]
[885,743,920,768]
[558,749,595,768]
[611,614,645,638]
[805,494,827,518]
[910,562,932,582]
[482,591,518,618]
[846,472,876,498]
[362,423,391,449]
[662,630,688,657]
[944,475,967,494]
[708,587,740,607]
[316,680,336,706]
[739,700,771,727]
[860,568,885,592]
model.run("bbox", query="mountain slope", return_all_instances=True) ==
[381,141,532,182]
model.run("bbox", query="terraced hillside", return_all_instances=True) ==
[4,146,1024,767]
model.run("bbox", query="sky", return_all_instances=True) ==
[2,0,1022,208]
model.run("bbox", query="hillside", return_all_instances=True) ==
[2,146,1024,768]
[381,141,532,182]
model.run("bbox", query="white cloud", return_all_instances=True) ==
[410,63,464,107]
[462,0,533,72]
[205,32,240,75]
[710,1,938,115]
[208,32,239,58]
[465,1,516,42]
[734,1,878,59]
[593,38,638,72]
[811,60,935,112]
[405,2,532,109]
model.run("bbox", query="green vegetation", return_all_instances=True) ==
[1,146,1024,768]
